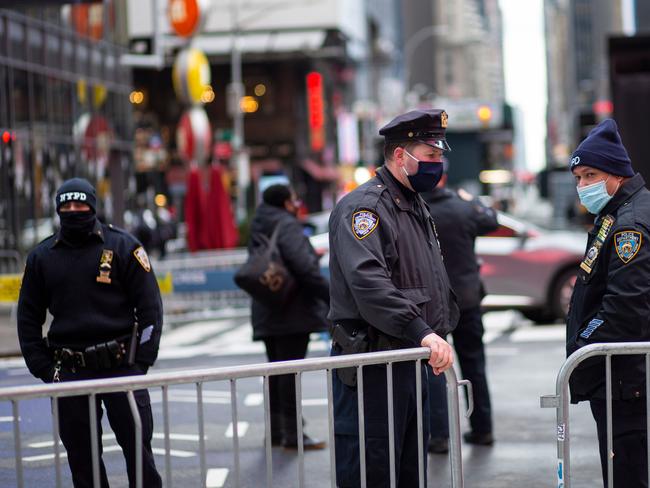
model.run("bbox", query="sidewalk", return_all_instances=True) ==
[0,305,21,357]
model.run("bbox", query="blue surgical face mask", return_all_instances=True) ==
[576,178,613,215]
[402,149,444,193]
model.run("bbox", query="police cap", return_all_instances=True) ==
[379,109,451,151]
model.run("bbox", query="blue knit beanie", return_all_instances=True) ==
[569,119,633,177]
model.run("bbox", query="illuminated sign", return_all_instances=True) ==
[306,72,325,151]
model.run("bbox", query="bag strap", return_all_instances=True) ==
[262,221,284,258]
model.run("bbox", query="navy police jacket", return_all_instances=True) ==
[423,187,498,311]
[567,173,650,402]
[328,166,459,347]
[18,219,163,381]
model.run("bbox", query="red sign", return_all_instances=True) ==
[168,0,202,38]
[306,72,325,152]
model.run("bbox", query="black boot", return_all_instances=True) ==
[463,431,494,446]
[282,433,327,450]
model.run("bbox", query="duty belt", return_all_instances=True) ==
[53,336,130,371]
[333,320,403,352]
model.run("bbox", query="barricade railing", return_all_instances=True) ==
[0,347,472,488]
[540,342,650,488]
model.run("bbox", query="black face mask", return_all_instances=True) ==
[58,211,96,244]
[402,150,445,193]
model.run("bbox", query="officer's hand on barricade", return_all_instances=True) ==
[420,333,454,375]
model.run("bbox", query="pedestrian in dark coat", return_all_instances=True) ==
[248,184,330,449]
[423,169,498,454]
[567,119,650,487]
[18,178,163,488]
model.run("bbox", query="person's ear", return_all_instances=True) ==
[393,146,405,167]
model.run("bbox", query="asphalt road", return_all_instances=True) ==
[0,311,604,487]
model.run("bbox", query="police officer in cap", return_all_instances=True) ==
[423,161,498,453]
[18,178,163,487]
[567,119,650,487]
[328,109,459,487]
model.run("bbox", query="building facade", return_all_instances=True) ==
[0,4,134,254]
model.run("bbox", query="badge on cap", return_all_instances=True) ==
[352,210,379,240]
[96,249,114,284]
[441,111,448,128]
[133,246,151,272]
[614,230,642,264]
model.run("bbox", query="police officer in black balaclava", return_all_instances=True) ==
[18,178,163,487]
[55,177,99,243]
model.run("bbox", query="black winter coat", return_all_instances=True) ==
[248,203,330,340]
[328,166,459,346]
[567,174,650,402]
[422,187,498,311]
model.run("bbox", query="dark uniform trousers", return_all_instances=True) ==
[590,397,648,488]
[263,333,310,440]
[332,345,429,488]
[428,306,492,437]
[55,365,161,488]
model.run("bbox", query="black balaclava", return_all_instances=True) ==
[55,178,97,244]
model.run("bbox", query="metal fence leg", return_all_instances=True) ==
[12,400,23,488]
[415,362,424,488]
[88,394,101,488]
[295,372,305,487]
[356,365,366,488]
[196,383,206,488]
[445,368,464,488]
[326,369,336,488]
[52,397,62,488]
[162,385,172,488]
[386,363,396,488]
[263,375,273,488]
[606,355,613,488]
[230,379,240,488]
[126,391,143,488]
[647,354,650,487]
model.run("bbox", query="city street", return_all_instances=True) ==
[0,311,603,487]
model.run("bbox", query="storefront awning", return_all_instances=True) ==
[183,30,328,56]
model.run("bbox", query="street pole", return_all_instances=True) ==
[230,0,249,223]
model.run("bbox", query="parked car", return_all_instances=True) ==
[308,212,586,323]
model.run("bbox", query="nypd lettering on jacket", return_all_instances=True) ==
[59,192,88,204]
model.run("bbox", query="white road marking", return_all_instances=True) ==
[23,445,196,462]
[206,468,229,487]
[485,347,520,356]
[150,389,230,405]
[7,368,29,376]
[225,421,249,438]
[244,393,263,407]
[301,398,328,406]
[510,325,565,342]
[0,416,18,422]
[28,432,205,449]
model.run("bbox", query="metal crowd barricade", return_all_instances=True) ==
[0,347,471,488]
[152,249,251,324]
[541,342,650,488]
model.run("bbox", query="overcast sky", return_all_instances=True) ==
[500,0,547,172]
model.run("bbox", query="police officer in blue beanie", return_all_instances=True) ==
[567,119,650,487]
[18,178,163,487]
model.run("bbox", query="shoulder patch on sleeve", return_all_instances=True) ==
[614,230,642,264]
[352,210,379,240]
[133,246,151,272]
